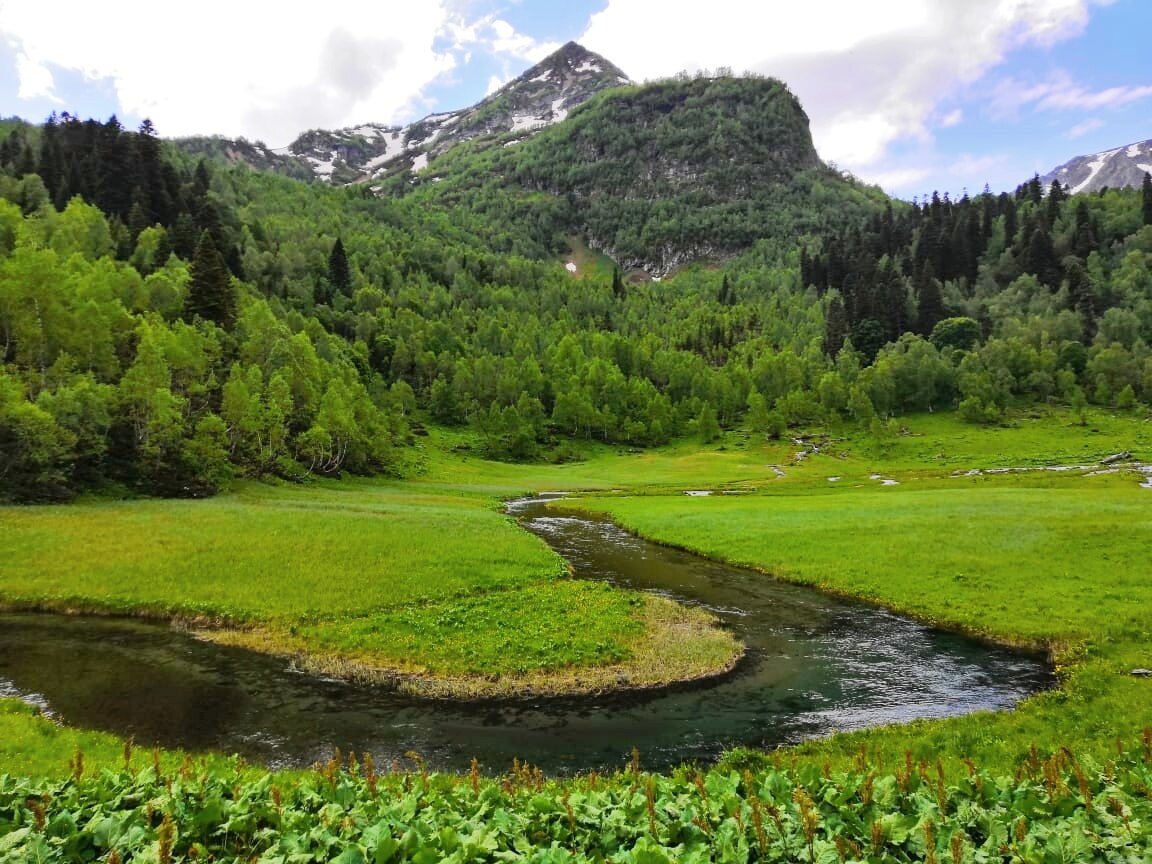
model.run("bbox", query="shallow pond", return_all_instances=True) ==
[0,497,1053,773]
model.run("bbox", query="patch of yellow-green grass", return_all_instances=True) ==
[561,235,618,280]
[568,471,1152,772]
[813,405,1152,477]
[0,699,237,779]
[205,590,742,699]
[418,406,1151,498]
[418,427,796,495]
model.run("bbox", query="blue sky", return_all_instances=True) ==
[2,0,1149,199]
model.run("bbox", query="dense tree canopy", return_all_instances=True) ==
[1,112,1151,501]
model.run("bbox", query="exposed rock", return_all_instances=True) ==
[1100,451,1132,465]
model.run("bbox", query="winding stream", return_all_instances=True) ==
[0,497,1053,773]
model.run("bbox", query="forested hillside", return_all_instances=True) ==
[2,99,1152,503]
[398,74,886,273]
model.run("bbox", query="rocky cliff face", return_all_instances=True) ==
[1041,139,1152,194]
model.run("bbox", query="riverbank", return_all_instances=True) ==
[0,479,744,705]
[2,407,1150,778]
[562,466,1152,771]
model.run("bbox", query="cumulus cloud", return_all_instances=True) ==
[580,0,1111,174]
[12,48,57,101]
[0,0,537,143]
[940,109,964,129]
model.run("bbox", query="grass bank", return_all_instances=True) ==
[0,479,741,704]
[564,441,1152,772]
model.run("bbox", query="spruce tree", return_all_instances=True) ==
[185,230,236,329]
[717,274,734,306]
[914,263,946,335]
[1065,258,1097,340]
[1143,172,1152,226]
[1046,179,1066,224]
[327,238,352,296]
[1072,202,1097,260]
[823,294,848,356]
[611,267,626,300]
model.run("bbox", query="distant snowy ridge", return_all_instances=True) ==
[1040,138,1152,194]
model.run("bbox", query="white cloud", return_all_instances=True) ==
[947,153,1010,177]
[581,0,1110,172]
[940,109,964,128]
[990,69,1152,119]
[12,48,57,101]
[1067,117,1105,139]
[865,167,933,191]
[488,19,560,63]
[0,1,471,143]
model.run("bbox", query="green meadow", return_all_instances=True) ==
[1,407,1150,781]
[562,412,1152,772]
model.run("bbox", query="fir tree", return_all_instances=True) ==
[1025,223,1060,288]
[185,230,236,329]
[1143,172,1152,227]
[327,238,352,296]
[823,293,848,356]
[914,263,946,335]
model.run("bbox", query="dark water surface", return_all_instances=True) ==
[0,497,1053,773]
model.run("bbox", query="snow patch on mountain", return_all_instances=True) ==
[1042,138,1152,194]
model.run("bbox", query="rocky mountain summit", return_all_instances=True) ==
[176,43,630,186]
[1040,138,1152,194]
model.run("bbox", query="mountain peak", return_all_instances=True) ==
[266,42,632,185]
[512,42,629,90]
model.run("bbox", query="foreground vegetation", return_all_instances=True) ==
[2,735,1150,862]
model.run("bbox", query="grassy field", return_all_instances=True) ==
[0,478,740,703]
[562,413,1152,772]
[1,406,1150,780]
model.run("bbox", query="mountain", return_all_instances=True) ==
[1040,138,1152,194]
[402,74,885,275]
[174,43,631,186]
[170,45,884,276]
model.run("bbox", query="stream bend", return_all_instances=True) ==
[0,496,1053,773]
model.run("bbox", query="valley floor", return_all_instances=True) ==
[0,406,1150,775]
